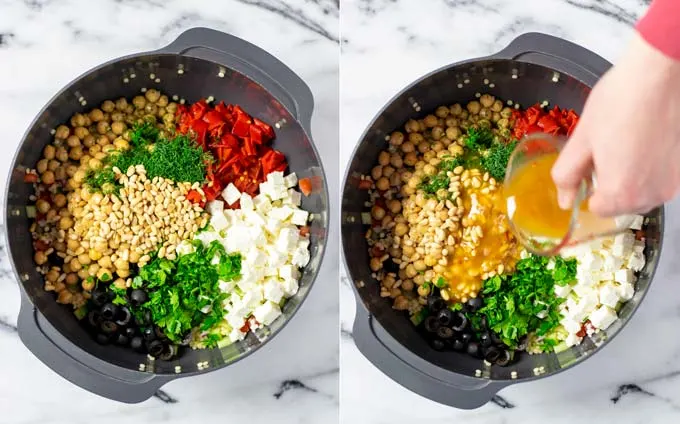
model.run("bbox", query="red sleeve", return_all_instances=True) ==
[637,0,680,60]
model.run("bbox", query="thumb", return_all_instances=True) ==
[551,129,593,209]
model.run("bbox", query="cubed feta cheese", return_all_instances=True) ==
[259,181,274,199]
[565,333,583,347]
[554,283,572,298]
[291,247,310,267]
[263,279,284,303]
[612,232,635,258]
[628,251,646,271]
[291,209,309,226]
[279,264,300,281]
[241,288,264,309]
[281,277,299,297]
[253,301,282,325]
[573,284,597,299]
[629,214,644,231]
[592,271,614,282]
[266,246,288,268]
[297,238,310,250]
[265,216,282,236]
[283,172,298,188]
[224,225,252,253]
[285,189,302,206]
[206,200,224,215]
[617,283,635,301]
[633,240,645,254]
[602,256,623,272]
[614,269,634,284]
[245,247,267,268]
[253,194,272,214]
[251,225,267,247]
[580,252,603,272]
[270,206,294,222]
[270,185,287,201]
[598,283,621,308]
[568,293,598,322]
[210,212,229,231]
[267,171,285,187]
[576,269,598,286]
[240,193,254,211]
[276,227,299,252]
[561,317,582,334]
[589,305,618,330]
[222,183,241,205]
[219,279,236,293]
[244,210,266,228]
[229,328,246,343]
[225,306,249,329]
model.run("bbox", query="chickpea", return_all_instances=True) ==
[417,284,430,297]
[81,278,95,291]
[382,274,396,289]
[73,126,88,140]
[395,222,408,236]
[401,153,416,167]
[115,97,128,111]
[467,100,481,115]
[435,106,450,118]
[446,127,461,140]
[405,264,417,278]
[43,145,56,160]
[460,110,469,120]
[163,113,175,126]
[501,107,513,119]
[408,132,424,144]
[129,250,140,264]
[492,99,503,112]
[65,273,79,286]
[156,106,166,117]
[445,117,458,128]
[55,125,70,139]
[423,164,437,176]
[97,267,113,281]
[390,153,403,168]
[41,170,55,185]
[157,95,169,107]
[35,159,48,174]
[432,142,444,152]
[76,253,90,266]
[113,137,129,150]
[497,118,510,129]
[378,151,390,166]
[95,150,109,159]
[69,257,82,272]
[72,170,86,184]
[166,102,178,114]
[422,114,437,127]
[76,269,88,280]
[54,147,67,163]
[57,291,73,304]
[111,112,125,123]
[113,278,127,290]
[404,119,419,133]
[431,126,444,141]
[69,146,83,161]
[389,131,404,146]
[480,94,495,108]
[89,249,102,261]
[371,165,383,180]
[59,216,73,230]
[370,257,382,272]
[101,100,115,113]
[402,280,414,291]
[145,89,161,103]
[144,103,158,116]
[52,193,66,208]
[88,158,102,170]
[393,296,409,310]
[132,95,146,109]
[117,268,131,279]
[109,121,126,135]
[376,177,390,191]
[35,199,50,214]
[401,141,415,153]
[371,205,386,221]
[387,199,402,214]
[417,142,430,154]
[85,135,97,148]
[96,256,112,269]
[479,108,492,120]
[414,260,427,272]
[449,103,463,116]
[96,121,110,135]
[34,251,47,265]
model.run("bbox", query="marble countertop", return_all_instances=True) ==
[340,0,680,423]
[0,0,338,423]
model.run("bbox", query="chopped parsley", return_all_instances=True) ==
[469,254,577,350]
[480,139,517,181]
[464,127,494,150]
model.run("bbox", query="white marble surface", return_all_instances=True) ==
[0,0,338,423]
[340,0,680,423]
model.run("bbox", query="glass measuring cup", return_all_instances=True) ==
[503,133,633,256]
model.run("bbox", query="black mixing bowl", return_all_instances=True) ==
[4,27,328,403]
[341,32,664,409]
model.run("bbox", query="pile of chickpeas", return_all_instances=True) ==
[29,89,178,309]
[364,94,521,313]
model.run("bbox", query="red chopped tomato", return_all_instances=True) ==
[299,177,313,196]
[186,189,204,206]
[511,104,580,139]
[24,173,38,183]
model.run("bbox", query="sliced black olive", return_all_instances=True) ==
[452,338,466,352]
[147,340,164,357]
[460,332,473,343]
[154,326,166,340]
[437,326,455,339]
[451,312,468,332]
[484,346,501,363]
[130,336,145,352]
[95,333,110,345]
[142,327,156,341]
[115,306,132,327]
[115,333,130,346]
[130,289,149,307]
[437,309,453,326]
[48,251,64,267]
[100,303,118,321]
[124,327,137,338]
[467,297,483,312]
[100,320,118,334]
[490,332,504,346]
[91,289,110,307]
[159,345,177,361]
[431,339,446,351]
[466,341,481,358]
[135,310,152,327]
[496,349,513,367]
[479,332,493,347]
[427,296,446,313]
[423,316,440,333]
[480,316,489,330]
[87,310,101,328]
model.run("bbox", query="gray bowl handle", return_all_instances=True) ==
[353,303,507,409]
[18,294,171,403]
[492,32,612,85]
[158,27,314,136]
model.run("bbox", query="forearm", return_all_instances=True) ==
[637,0,680,60]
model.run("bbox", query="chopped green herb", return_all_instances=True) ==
[449,303,463,312]
[435,276,447,288]
[464,127,494,150]
[418,172,449,195]
[410,307,429,326]
[480,139,517,181]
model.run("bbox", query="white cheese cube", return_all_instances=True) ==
[253,301,282,325]
[241,288,264,309]
[566,297,578,311]
[291,209,309,226]
[612,232,635,258]
[210,212,229,231]
[278,264,300,281]
[222,183,241,205]
[245,247,267,268]
[236,273,258,292]
[229,328,247,343]
[580,252,603,272]
[593,271,614,282]
[270,186,288,201]
[244,210,266,228]
[267,171,285,187]
[291,247,310,267]
[561,317,582,334]
[576,269,598,286]
[633,240,645,254]
[617,283,635,301]
[565,333,583,347]
[265,217,282,236]
[285,189,302,206]
[276,227,299,253]
[554,284,572,298]
[264,266,279,277]
[195,230,220,247]
[219,279,236,293]
[589,305,618,330]
[281,277,299,297]
[628,251,646,271]
[251,226,267,247]
[263,279,284,303]
[629,214,644,231]
[270,206,295,222]
[224,225,252,253]
[297,238,310,250]
[283,172,298,188]
[240,193,254,211]
[598,283,621,308]
[206,200,224,215]
[226,313,246,330]
[569,293,598,322]
[253,194,272,214]
[259,181,274,199]
[573,284,597,299]
[266,247,288,268]
[602,256,623,272]
[614,269,634,284]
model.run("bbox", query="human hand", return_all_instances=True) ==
[551,33,680,216]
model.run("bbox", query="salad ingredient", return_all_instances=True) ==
[511,104,579,139]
